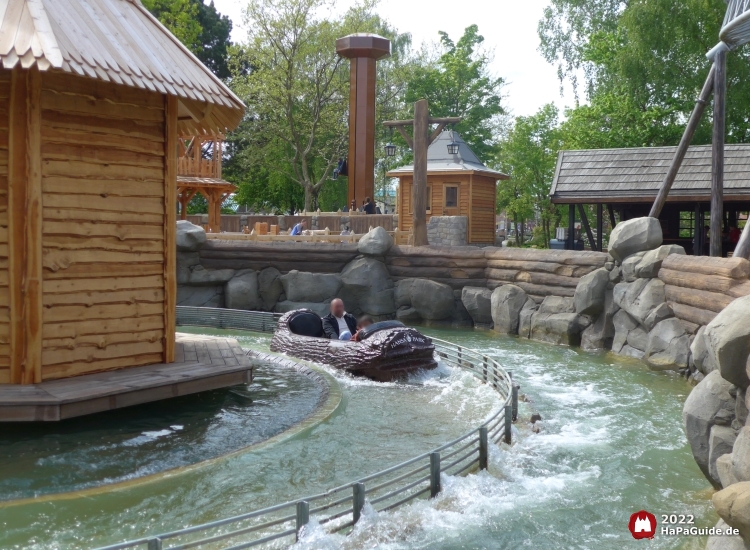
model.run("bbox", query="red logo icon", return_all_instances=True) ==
[629,510,657,539]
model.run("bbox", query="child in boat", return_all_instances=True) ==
[351,315,374,341]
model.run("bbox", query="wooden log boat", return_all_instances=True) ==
[270,309,437,382]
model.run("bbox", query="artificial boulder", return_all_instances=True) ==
[709,426,738,487]
[574,268,609,316]
[530,311,590,346]
[706,520,750,550]
[184,265,235,286]
[176,220,206,252]
[713,482,750,540]
[613,278,667,329]
[607,216,663,261]
[258,267,283,311]
[683,370,736,486]
[612,309,639,354]
[635,244,685,279]
[705,295,750,389]
[281,271,342,303]
[357,226,394,256]
[491,285,528,334]
[692,326,718,375]
[396,306,421,323]
[462,287,493,326]
[621,252,647,283]
[734,428,750,483]
[339,257,395,316]
[626,326,649,353]
[538,296,575,314]
[407,279,455,321]
[274,300,331,317]
[718,454,740,489]
[518,299,537,339]
[177,285,223,308]
[645,318,689,370]
[225,271,261,311]
[580,287,617,350]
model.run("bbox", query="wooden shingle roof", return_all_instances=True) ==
[0,0,245,135]
[550,144,750,203]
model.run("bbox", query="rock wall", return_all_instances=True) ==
[426,216,468,247]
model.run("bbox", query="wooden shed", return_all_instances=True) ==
[388,132,507,245]
[0,0,245,386]
[550,145,750,255]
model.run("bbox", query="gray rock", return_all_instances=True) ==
[452,295,473,326]
[339,257,395,316]
[574,268,609,316]
[705,295,750,389]
[604,261,614,271]
[530,312,590,346]
[176,220,206,252]
[683,370,736,485]
[518,299,538,340]
[710,426,738,487]
[739,389,749,427]
[706,520,750,550]
[734,428,750,483]
[621,251,647,282]
[409,279,455,321]
[184,266,235,286]
[538,296,576,315]
[609,266,622,285]
[177,285,223,308]
[462,287,494,326]
[396,306,421,323]
[581,288,618,350]
[607,216,663,261]
[612,309,639,354]
[258,268,283,311]
[281,271,342,303]
[692,326,718,375]
[713,482,750,540]
[620,345,646,360]
[626,326,649,352]
[719,454,740,489]
[635,244,686,278]
[645,318,689,370]
[357,226,394,256]
[491,285,528,334]
[644,302,673,330]
[224,271,260,311]
[274,300,331,317]
[613,279,666,329]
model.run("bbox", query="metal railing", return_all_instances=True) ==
[176,306,281,334]
[97,309,518,550]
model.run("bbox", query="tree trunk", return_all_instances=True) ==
[412,100,429,246]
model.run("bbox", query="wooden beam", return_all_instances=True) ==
[650,65,715,218]
[607,204,617,228]
[8,68,43,384]
[412,99,429,246]
[163,96,178,364]
[578,204,597,252]
[711,52,726,258]
[596,203,604,252]
[428,122,447,145]
[568,204,576,250]
[394,126,414,150]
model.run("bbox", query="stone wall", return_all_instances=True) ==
[427,216,468,247]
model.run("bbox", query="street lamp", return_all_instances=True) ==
[447,126,459,155]
[385,127,396,157]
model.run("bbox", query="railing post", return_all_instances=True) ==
[479,426,488,470]
[352,482,366,524]
[504,405,512,445]
[429,452,441,497]
[147,538,162,550]
[482,356,488,383]
[512,385,519,422]
[296,501,309,541]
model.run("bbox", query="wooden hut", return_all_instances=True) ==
[550,145,750,255]
[388,132,508,245]
[0,0,245,386]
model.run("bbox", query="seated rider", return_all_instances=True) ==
[322,298,357,340]
[351,315,374,342]
[290,218,307,236]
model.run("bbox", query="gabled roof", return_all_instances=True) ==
[0,0,245,135]
[550,144,750,203]
[387,131,508,179]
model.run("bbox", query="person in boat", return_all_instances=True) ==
[322,299,357,340]
[290,218,307,236]
[351,315,374,342]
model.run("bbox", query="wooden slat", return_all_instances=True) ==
[41,89,165,122]
[43,336,164,366]
[43,236,164,253]
[41,142,164,168]
[41,110,165,142]
[0,368,9,383]
[42,71,165,109]
[44,193,165,215]
[42,262,163,280]
[43,250,163,273]
[44,207,164,225]
[43,275,164,294]
[42,177,164,198]
[42,353,164,381]
[43,221,164,240]
[43,329,165,351]
[164,96,177,363]
[43,315,165,339]
[43,288,164,307]
[43,302,164,323]
[42,159,164,182]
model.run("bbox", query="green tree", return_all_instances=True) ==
[405,25,506,160]
[142,0,202,52]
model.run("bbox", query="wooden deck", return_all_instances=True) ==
[0,334,252,422]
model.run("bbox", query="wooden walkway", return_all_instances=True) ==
[0,334,252,422]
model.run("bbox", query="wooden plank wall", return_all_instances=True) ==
[0,72,9,383]
[40,72,166,381]
[470,176,496,244]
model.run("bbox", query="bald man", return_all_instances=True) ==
[322,298,357,340]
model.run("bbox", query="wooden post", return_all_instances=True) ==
[567,204,576,250]
[429,452,441,497]
[163,96,178,364]
[650,66,716,218]
[412,99,429,246]
[695,203,703,256]
[352,482,366,523]
[596,203,604,252]
[607,204,617,229]
[578,204,597,252]
[478,426,488,470]
[8,68,42,385]
[711,51,726,257]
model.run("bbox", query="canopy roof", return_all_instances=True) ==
[0,0,245,135]
[550,144,750,204]
[387,131,508,180]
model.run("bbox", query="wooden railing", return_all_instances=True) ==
[205,229,411,245]
[178,157,221,179]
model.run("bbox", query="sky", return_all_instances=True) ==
[210,0,578,118]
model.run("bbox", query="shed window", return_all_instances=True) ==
[445,186,458,208]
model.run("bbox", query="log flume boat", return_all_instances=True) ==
[270,309,438,382]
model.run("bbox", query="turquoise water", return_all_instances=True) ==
[0,327,713,549]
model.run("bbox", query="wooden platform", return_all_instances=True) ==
[0,334,252,422]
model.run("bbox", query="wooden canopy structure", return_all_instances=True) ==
[0,0,245,386]
[389,131,508,245]
[550,145,750,255]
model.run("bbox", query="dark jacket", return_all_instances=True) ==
[363,201,376,215]
[322,312,357,339]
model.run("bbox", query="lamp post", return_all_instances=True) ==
[384,100,461,246]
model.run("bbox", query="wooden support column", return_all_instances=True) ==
[596,203,604,252]
[711,51,726,257]
[607,204,617,229]
[578,204,597,252]
[567,204,575,250]
[650,66,715,218]
[412,99,429,246]
[8,68,42,384]
[164,96,178,364]
[695,203,703,256]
